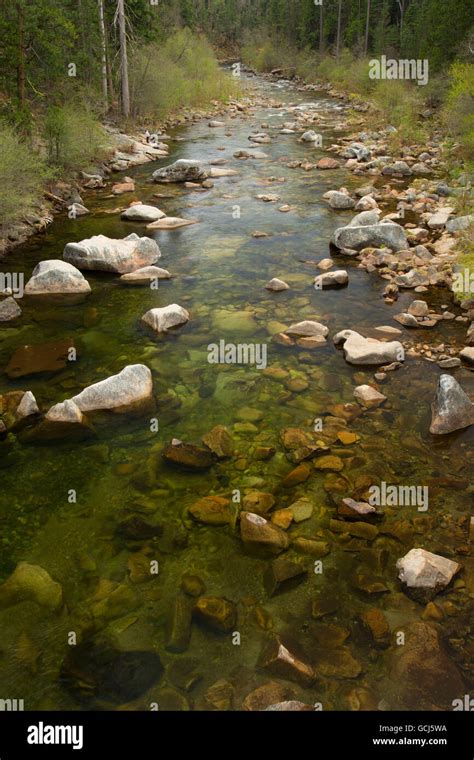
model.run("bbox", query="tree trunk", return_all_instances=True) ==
[117,0,130,118]
[336,0,342,58]
[17,2,26,108]
[319,2,324,54]
[98,0,108,110]
[364,0,371,54]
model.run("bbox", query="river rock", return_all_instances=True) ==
[394,312,420,328]
[314,270,348,288]
[334,222,408,252]
[264,558,307,596]
[258,635,315,686]
[188,496,232,526]
[61,640,163,705]
[242,491,275,514]
[301,130,319,142]
[446,214,474,232]
[165,596,193,653]
[285,321,328,338]
[163,439,214,470]
[146,216,199,230]
[358,608,391,649]
[71,364,153,414]
[266,278,289,291]
[6,339,73,379]
[120,266,171,284]
[396,548,461,600]
[15,391,39,420]
[381,161,412,177]
[194,596,237,633]
[430,374,474,434]
[141,304,189,333]
[407,300,429,317]
[354,385,387,408]
[121,204,165,222]
[242,682,293,711]
[202,425,234,458]
[64,233,160,274]
[323,191,355,209]
[460,347,474,365]
[0,562,62,611]
[317,158,340,170]
[394,269,429,288]
[25,260,91,295]
[265,700,313,711]
[334,330,404,365]
[240,512,290,554]
[389,621,464,709]
[152,159,208,183]
[0,297,21,321]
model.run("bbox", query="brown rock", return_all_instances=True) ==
[314,455,344,472]
[264,558,307,596]
[330,519,378,540]
[163,440,214,470]
[188,495,232,525]
[317,158,340,170]
[358,608,391,649]
[194,596,237,633]
[202,425,234,458]
[202,679,234,710]
[6,339,73,379]
[292,537,331,557]
[282,463,311,487]
[242,491,275,514]
[242,681,292,711]
[258,635,315,686]
[240,512,290,555]
[165,596,193,653]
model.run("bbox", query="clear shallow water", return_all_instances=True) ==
[0,76,472,711]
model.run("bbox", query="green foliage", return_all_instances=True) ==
[443,63,474,161]
[130,29,240,120]
[0,122,49,226]
[43,106,106,172]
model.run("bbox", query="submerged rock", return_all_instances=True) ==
[25,260,91,295]
[194,596,237,633]
[64,233,160,274]
[61,640,163,704]
[243,682,293,711]
[285,321,328,338]
[397,548,461,600]
[430,374,474,434]
[188,495,232,526]
[120,266,171,284]
[202,425,234,458]
[323,191,355,209]
[163,439,214,470]
[240,512,290,554]
[146,216,199,230]
[141,303,189,333]
[71,364,153,415]
[258,634,315,686]
[152,159,208,183]
[0,562,62,611]
[389,621,464,710]
[6,339,73,379]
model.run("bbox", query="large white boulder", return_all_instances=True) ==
[334,221,408,252]
[334,329,404,365]
[64,233,160,274]
[430,374,474,434]
[397,548,461,598]
[25,260,91,294]
[121,204,166,222]
[70,364,153,413]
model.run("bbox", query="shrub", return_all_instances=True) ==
[130,29,240,120]
[0,122,49,227]
[443,62,474,161]
[44,105,106,171]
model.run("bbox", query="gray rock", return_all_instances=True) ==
[16,391,39,419]
[394,269,428,288]
[323,191,354,209]
[381,161,412,177]
[141,304,189,333]
[446,214,474,232]
[120,266,171,284]
[430,374,474,434]
[152,159,208,183]
[348,209,380,227]
[265,278,290,291]
[408,300,429,317]
[354,384,387,408]
[334,222,407,252]
[71,364,153,414]
[0,297,21,321]
[393,312,420,328]
[301,130,319,142]
[25,260,91,295]
[121,204,166,222]
[64,233,161,274]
